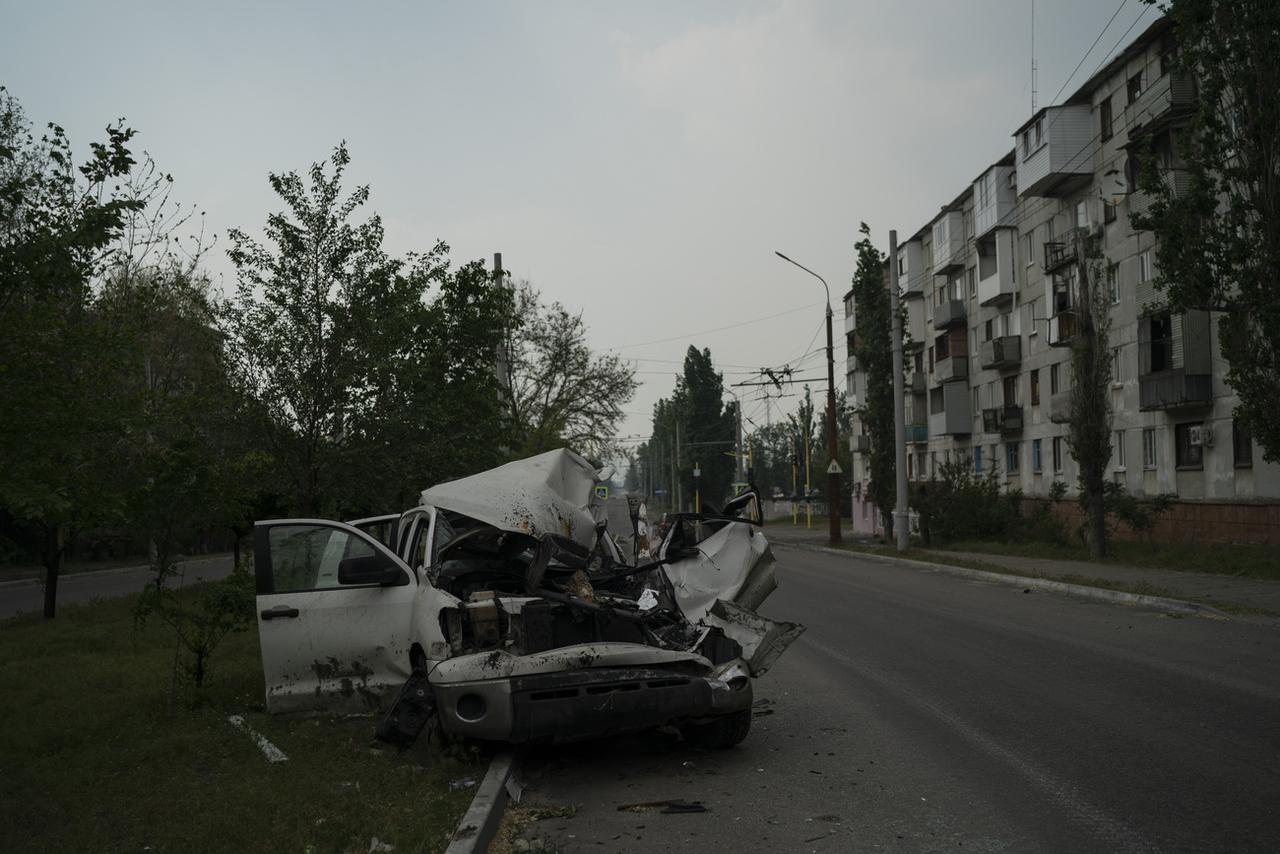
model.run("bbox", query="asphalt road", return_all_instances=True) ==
[0,554,235,620]
[519,543,1280,853]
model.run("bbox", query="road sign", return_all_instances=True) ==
[692,467,701,478]
[826,459,843,475]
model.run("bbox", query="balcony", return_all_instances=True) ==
[1015,104,1095,198]
[932,299,966,330]
[898,240,925,297]
[904,298,927,350]
[851,434,871,452]
[909,371,927,394]
[1048,390,1071,423]
[1048,310,1079,347]
[934,355,968,384]
[1139,336,1212,411]
[974,162,1016,239]
[983,405,1024,435]
[1129,70,1195,136]
[843,312,856,335]
[979,336,1021,370]
[976,229,1016,306]
[905,424,928,444]
[928,381,972,437]
[932,210,966,274]
[1043,229,1085,274]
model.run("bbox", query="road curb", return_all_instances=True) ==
[0,554,233,589]
[446,750,518,854]
[775,542,1229,618]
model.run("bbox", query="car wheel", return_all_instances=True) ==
[680,709,751,749]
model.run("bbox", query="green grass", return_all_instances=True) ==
[935,538,1280,581]
[0,590,483,854]
[820,541,1277,617]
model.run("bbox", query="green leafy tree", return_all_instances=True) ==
[849,223,896,539]
[224,144,512,516]
[501,281,637,459]
[1066,234,1115,559]
[1131,0,1280,460]
[0,89,147,617]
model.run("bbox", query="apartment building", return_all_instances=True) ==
[845,15,1279,543]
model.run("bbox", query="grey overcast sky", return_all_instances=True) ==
[3,0,1152,454]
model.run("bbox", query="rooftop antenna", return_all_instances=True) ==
[1031,0,1038,112]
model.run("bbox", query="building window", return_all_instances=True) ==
[1233,421,1253,468]
[1138,250,1152,283]
[1023,232,1034,267]
[967,267,976,299]
[1100,97,1113,141]
[1176,422,1204,469]
[1032,439,1043,473]
[1035,119,1043,147]
[1112,346,1123,384]
[975,446,983,474]
[1104,199,1117,224]
[1127,72,1143,105]
[1114,430,1126,468]
[984,319,993,341]
[1052,437,1064,473]
[930,452,937,478]
[1030,369,1040,405]
[1108,263,1119,304]
[1003,374,1018,406]
[1143,428,1158,470]
[1050,363,1061,395]
[928,346,934,372]
[1006,442,1021,473]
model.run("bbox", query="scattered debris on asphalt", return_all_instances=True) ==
[367,837,394,853]
[616,799,709,814]
[448,777,477,791]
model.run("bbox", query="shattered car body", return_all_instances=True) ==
[252,449,803,748]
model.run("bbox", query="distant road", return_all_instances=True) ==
[0,555,234,620]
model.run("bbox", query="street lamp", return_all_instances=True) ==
[774,251,842,545]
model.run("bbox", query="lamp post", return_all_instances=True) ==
[775,251,842,545]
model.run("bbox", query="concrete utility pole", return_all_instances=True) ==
[775,251,842,545]
[889,230,910,553]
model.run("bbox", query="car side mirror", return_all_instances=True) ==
[338,553,404,586]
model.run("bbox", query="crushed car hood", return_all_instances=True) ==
[420,448,604,551]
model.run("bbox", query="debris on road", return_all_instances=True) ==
[448,777,477,791]
[617,799,710,814]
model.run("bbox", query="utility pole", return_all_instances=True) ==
[776,251,842,544]
[804,432,812,529]
[889,230,910,553]
[675,421,683,513]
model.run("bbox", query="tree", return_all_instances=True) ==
[501,281,637,459]
[224,144,511,517]
[850,223,896,539]
[1132,0,1280,461]
[1066,233,1115,559]
[0,89,148,617]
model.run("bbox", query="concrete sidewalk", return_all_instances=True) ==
[762,523,1280,614]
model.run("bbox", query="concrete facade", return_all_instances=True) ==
[844,15,1280,543]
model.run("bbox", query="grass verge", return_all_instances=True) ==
[936,539,1280,581]
[0,589,483,853]
[812,541,1278,617]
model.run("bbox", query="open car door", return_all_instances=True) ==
[253,519,416,714]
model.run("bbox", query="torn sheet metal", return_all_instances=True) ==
[701,599,805,677]
[660,521,778,622]
[420,448,604,551]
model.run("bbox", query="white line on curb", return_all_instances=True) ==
[228,715,289,763]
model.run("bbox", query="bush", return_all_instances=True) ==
[133,560,256,697]
[910,458,1024,546]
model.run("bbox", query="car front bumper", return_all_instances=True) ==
[432,660,753,744]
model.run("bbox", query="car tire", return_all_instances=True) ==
[680,709,751,749]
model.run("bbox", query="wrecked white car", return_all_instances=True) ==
[252,449,803,749]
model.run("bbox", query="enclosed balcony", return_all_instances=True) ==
[904,298,927,350]
[979,335,1021,369]
[983,405,1024,435]
[905,424,928,444]
[974,161,1016,239]
[976,228,1016,306]
[934,354,969,384]
[1015,105,1095,198]
[928,381,971,437]
[933,298,966,329]
[1048,309,1079,347]
[1138,310,1213,411]
[1129,70,1195,137]
[851,434,871,453]
[909,371,927,394]
[931,210,966,274]
[897,239,925,298]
